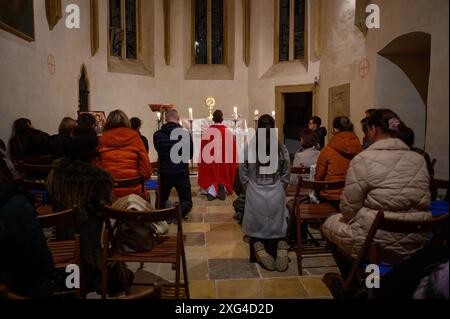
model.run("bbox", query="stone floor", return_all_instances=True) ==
[123,177,338,299]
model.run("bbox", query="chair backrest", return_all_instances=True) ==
[102,204,181,230]
[0,284,28,300]
[286,167,311,195]
[431,179,449,201]
[344,211,449,288]
[290,166,311,175]
[20,179,47,192]
[114,176,145,194]
[17,162,53,180]
[38,208,79,232]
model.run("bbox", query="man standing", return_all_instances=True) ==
[198,110,238,201]
[308,116,328,150]
[153,109,193,217]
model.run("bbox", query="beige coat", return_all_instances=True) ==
[322,138,431,264]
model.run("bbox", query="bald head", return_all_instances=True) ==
[165,109,179,123]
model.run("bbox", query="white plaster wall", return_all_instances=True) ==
[0,0,91,144]
[374,55,426,149]
[0,0,249,161]
[318,0,449,179]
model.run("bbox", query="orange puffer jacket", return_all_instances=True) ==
[315,131,363,201]
[98,127,152,198]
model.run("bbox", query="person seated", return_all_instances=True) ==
[50,117,77,159]
[0,139,19,179]
[0,157,54,299]
[322,109,432,279]
[8,118,52,163]
[198,110,238,201]
[46,127,115,293]
[153,109,193,218]
[290,128,320,185]
[97,110,152,199]
[308,116,328,150]
[241,114,291,272]
[315,116,362,208]
[77,113,96,130]
[130,117,149,153]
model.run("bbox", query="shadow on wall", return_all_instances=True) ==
[374,32,431,150]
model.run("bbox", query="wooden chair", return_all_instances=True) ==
[17,162,53,180]
[0,284,28,300]
[291,176,346,275]
[113,176,150,202]
[101,204,189,299]
[147,161,161,209]
[286,166,311,195]
[431,179,449,202]
[323,211,449,296]
[38,208,82,299]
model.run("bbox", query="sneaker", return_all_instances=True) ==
[275,241,289,272]
[218,183,227,201]
[254,241,276,271]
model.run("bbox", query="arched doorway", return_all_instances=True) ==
[374,32,431,149]
[79,65,90,112]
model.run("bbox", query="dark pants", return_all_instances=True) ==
[160,175,193,217]
[328,242,353,279]
[249,237,285,263]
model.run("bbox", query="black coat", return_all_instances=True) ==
[153,122,193,179]
[315,127,328,150]
[0,185,54,298]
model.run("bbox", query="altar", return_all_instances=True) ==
[181,118,248,163]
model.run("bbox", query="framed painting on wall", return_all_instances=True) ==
[328,83,351,135]
[78,111,107,136]
[0,0,35,42]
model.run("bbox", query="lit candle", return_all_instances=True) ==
[272,111,276,118]
[234,106,238,120]
[156,112,161,121]
[254,110,259,120]
[189,108,193,121]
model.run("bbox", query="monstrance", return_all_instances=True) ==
[205,97,216,120]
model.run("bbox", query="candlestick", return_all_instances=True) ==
[189,108,193,121]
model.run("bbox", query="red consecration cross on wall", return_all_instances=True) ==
[47,54,56,75]
[359,58,370,78]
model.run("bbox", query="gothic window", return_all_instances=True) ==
[276,0,307,63]
[193,0,226,65]
[109,0,139,60]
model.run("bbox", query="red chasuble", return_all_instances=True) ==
[198,124,238,195]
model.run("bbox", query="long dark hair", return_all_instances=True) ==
[367,109,411,144]
[65,127,99,163]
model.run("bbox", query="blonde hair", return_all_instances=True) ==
[58,117,77,136]
[104,110,131,131]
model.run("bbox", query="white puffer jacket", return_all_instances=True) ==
[322,138,431,264]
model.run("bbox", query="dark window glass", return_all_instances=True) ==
[195,0,208,64]
[294,0,305,60]
[125,0,137,59]
[279,0,290,62]
[211,0,224,64]
[109,0,122,57]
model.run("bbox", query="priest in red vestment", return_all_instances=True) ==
[198,110,238,201]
